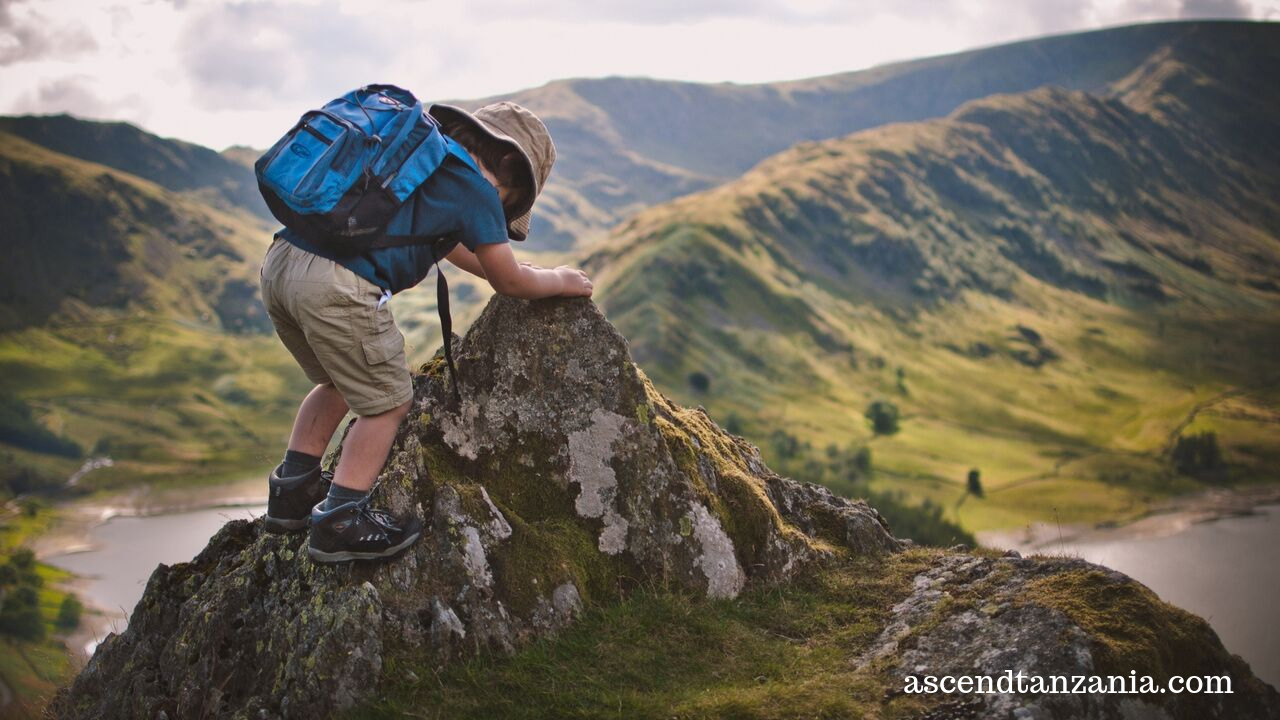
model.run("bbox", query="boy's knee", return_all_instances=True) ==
[360,398,412,421]
[390,399,413,419]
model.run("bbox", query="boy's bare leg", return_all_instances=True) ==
[331,399,412,492]
[287,383,351,457]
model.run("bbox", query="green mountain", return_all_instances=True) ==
[584,21,1280,532]
[458,20,1248,250]
[0,115,268,219]
[0,129,306,497]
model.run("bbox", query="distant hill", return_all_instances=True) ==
[0,114,269,219]
[584,20,1280,532]
[219,144,262,169]
[455,20,1242,249]
[0,129,305,496]
[0,132,273,332]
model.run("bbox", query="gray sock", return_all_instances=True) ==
[280,449,321,478]
[322,483,367,512]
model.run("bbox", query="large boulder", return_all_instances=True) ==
[49,297,900,719]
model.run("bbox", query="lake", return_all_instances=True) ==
[48,503,267,653]
[47,500,1280,688]
[1048,503,1280,688]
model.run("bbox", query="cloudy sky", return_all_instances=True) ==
[1,0,1275,150]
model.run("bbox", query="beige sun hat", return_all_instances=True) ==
[427,101,555,241]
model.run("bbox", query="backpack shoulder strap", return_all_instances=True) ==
[436,264,462,403]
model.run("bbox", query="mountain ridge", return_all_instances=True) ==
[0,114,270,220]
[580,21,1280,531]
[449,20,1257,248]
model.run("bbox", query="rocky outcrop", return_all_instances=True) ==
[48,297,899,720]
[48,297,1279,719]
[864,553,1279,720]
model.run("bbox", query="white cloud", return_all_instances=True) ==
[0,0,97,65]
[0,0,1272,149]
[1179,0,1253,16]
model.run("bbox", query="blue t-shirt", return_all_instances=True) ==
[277,135,509,294]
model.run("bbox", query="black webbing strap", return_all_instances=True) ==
[436,263,461,403]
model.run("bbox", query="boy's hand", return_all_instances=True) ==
[556,266,593,297]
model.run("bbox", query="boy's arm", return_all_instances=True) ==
[443,243,487,279]
[473,242,592,299]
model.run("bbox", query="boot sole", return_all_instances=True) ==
[308,530,422,563]
[262,515,310,533]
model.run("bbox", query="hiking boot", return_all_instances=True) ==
[263,464,332,533]
[308,496,422,563]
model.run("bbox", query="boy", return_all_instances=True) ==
[258,101,592,563]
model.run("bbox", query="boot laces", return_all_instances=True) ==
[353,496,400,540]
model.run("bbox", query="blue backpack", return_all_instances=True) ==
[254,84,449,256]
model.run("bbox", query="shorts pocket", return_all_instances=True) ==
[362,331,403,365]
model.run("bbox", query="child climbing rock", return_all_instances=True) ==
[258,100,592,562]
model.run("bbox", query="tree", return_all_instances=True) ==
[1172,431,1224,481]
[767,429,805,460]
[688,371,710,393]
[8,548,41,587]
[854,447,872,473]
[967,469,984,498]
[57,595,83,631]
[723,412,744,435]
[865,400,900,435]
[0,585,45,641]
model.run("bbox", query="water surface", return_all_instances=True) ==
[49,504,267,646]
[1042,504,1280,688]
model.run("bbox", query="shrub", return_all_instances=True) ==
[722,412,744,435]
[1172,431,1224,481]
[57,595,83,630]
[687,371,711,393]
[865,400,900,435]
[967,469,984,497]
[766,428,808,461]
[867,491,975,548]
[0,585,45,641]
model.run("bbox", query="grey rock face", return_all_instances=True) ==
[49,297,898,719]
[865,553,1279,720]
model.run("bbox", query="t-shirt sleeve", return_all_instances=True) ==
[453,170,510,253]
[429,141,510,253]
[397,143,511,257]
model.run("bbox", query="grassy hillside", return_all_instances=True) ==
[0,115,268,219]
[0,131,308,498]
[454,20,1250,250]
[584,22,1280,533]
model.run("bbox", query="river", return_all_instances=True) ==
[45,498,1280,688]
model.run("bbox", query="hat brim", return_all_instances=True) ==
[428,103,536,241]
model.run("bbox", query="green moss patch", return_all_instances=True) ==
[1020,567,1274,714]
[347,550,941,720]
[489,516,624,616]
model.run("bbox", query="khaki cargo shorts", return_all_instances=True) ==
[259,237,412,416]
